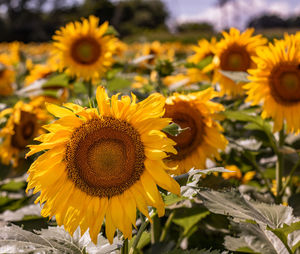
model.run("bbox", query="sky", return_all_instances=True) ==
[162,0,300,30]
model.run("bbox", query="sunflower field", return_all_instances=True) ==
[0,15,300,254]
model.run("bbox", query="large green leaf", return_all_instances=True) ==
[0,224,122,254]
[172,206,210,235]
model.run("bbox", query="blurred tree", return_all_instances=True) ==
[248,14,287,29]
[112,0,168,36]
[0,0,169,41]
[176,22,214,33]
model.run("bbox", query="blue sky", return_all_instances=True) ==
[162,0,300,30]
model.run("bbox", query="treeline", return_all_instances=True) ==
[0,0,168,42]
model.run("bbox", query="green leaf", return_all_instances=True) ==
[199,189,295,228]
[219,70,249,83]
[224,223,278,254]
[42,73,69,88]
[0,181,26,192]
[103,25,119,36]
[0,224,122,254]
[73,81,87,94]
[162,193,187,206]
[185,55,213,70]
[163,123,189,136]
[224,110,273,138]
[172,207,210,235]
[267,221,300,254]
[107,77,131,92]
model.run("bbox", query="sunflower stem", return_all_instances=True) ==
[279,155,300,197]
[151,213,161,244]
[275,128,285,204]
[159,211,175,242]
[129,215,151,254]
[88,81,93,99]
[121,239,129,254]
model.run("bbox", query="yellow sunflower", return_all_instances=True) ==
[52,16,116,84]
[0,54,15,96]
[26,87,180,244]
[140,41,174,67]
[188,37,216,65]
[245,34,300,133]
[164,88,228,175]
[0,100,49,167]
[213,28,267,97]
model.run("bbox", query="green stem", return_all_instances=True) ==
[129,216,151,254]
[245,152,274,197]
[88,81,93,99]
[279,156,300,196]
[151,213,161,244]
[159,211,175,242]
[275,128,285,204]
[121,239,129,254]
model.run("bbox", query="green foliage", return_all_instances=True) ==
[0,224,122,253]
[198,189,300,254]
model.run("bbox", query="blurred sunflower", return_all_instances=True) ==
[245,34,300,133]
[213,28,267,96]
[140,41,174,66]
[222,165,255,184]
[52,15,116,84]
[0,100,49,167]
[164,88,228,175]
[26,87,180,244]
[188,38,216,63]
[0,54,15,96]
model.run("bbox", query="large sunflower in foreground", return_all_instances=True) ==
[213,28,267,97]
[26,87,180,244]
[164,88,228,175]
[0,100,49,167]
[52,16,116,84]
[245,35,300,133]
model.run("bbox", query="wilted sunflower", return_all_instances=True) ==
[164,88,228,175]
[52,16,116,84]
[213,28,267,96]
[0,100,48,167]
[26,87,180,244]
[245,34,300,133]
[0,54,15,96]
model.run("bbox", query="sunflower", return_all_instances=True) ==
[164,88,228,175]
[0,54,15,96]
[213,28,267,97]
[26,87,180,244]
[140,41,174,67]
[245,34,300,133]
[52,16,116,84]
[0,100,48,167]
[188,37,216,65]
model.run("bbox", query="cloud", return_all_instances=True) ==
[175,0,300,30]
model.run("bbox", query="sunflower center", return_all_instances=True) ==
[220,44,251,72]
[65,117,145,197]
[11,111,37,149]
[71,37,101,65]
[165,101,204,160]
[270,64,300,104]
